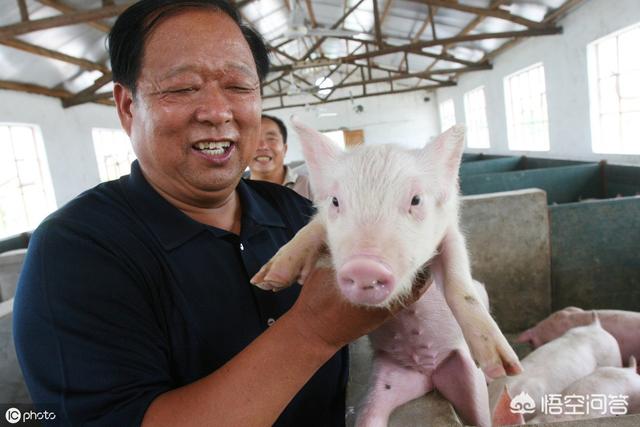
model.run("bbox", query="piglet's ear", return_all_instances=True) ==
[291,116,343,201]
[420,125,465,203]
[492,386,525,427]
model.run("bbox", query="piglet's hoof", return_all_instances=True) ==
[467,323,523,380]
[251,228,325,290]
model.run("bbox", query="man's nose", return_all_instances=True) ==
[194,85,233,125]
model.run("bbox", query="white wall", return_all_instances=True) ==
[0,90,121,208]
[436,0,640,166]
[264,90,440,163]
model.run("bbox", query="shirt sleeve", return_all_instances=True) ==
[13,218,173,426]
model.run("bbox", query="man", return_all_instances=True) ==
[13,1,423,426]
[249,114,312,199]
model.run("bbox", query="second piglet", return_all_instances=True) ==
[252,120,521,426]
[517,307,640,368]
[490,315,621,424]
[529,356,640,424]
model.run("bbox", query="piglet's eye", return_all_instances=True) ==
[411,195,421,206]
[332,197,339,207]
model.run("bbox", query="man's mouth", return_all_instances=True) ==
[193,141,232,156]
[254,155,272,162]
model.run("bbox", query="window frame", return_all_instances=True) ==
[439,98,456,133]
[91,127,137,182]
[0,122,56,237]
[463,86,491,149]
[587,21,640,155]
[503,62,551,152]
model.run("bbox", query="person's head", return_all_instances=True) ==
[249,115,288,182]
[109,0,269,206]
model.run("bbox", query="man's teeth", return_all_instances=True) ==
[256,156,271,161]
[195,141,231,155]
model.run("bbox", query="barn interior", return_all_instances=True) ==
[0,0,639,426]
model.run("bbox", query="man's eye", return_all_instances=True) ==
[168,87,195,94]
[230,86,254,92]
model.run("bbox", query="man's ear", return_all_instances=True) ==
[283,143,288,157]
[113,83,134,136]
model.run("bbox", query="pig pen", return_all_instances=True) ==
[459,155,586,178]
[0,249,30,404]
[347,164,640,426]
[458,161,640,313]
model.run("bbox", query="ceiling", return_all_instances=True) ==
[0,0,585,110]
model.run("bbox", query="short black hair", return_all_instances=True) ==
[261,114,288,144]
[108,0,270,94]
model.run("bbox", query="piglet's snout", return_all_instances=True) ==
[337,257,395,305]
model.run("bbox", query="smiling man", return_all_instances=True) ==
[11,1,423,426]
[249,114,311,199]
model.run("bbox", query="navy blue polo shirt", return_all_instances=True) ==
[13,161,347,426]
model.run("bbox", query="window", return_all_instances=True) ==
[439,99,456,132]
[92,128,136,182]
[588,22,640,155]
[0,123,56,238]
[504,63,550,151]
[464,86,490,149]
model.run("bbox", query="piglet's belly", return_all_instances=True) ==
[368,283,468,373]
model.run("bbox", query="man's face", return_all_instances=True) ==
[249,117,288,176]
[119,9,261,205]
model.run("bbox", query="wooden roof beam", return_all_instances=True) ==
[0,3,132,40]
[380,0,394,26]
[345,27,562,62]
[69,90,113,106]
[372,0,384,48]
[0,79,114,107]
[270,58,343,73]
[408,0,547,29]
[544,0,585,23]
[303,0,326,57]
[428,5,437,40]
[62,73,112,108]
[481,0,584,63]
[17,0,29,22]
[304,0,318,27]
[401,5,439,71]
[36,0,112,33]
[408,49,487,67]
[328,64,489,90]
[262,66,470,98]
[300,0,367,61]
[0,79,70,99]
[263,82,454,111]
[428,0,507,75]
[324,65,360,101]
[0,38,110,73]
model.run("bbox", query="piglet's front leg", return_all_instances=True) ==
[251,217,326,291]
[437,225,523,380]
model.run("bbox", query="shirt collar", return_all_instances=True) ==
[123,161,285,251]
[282,165,298,187]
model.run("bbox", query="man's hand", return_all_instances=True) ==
[288,267,432,350]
